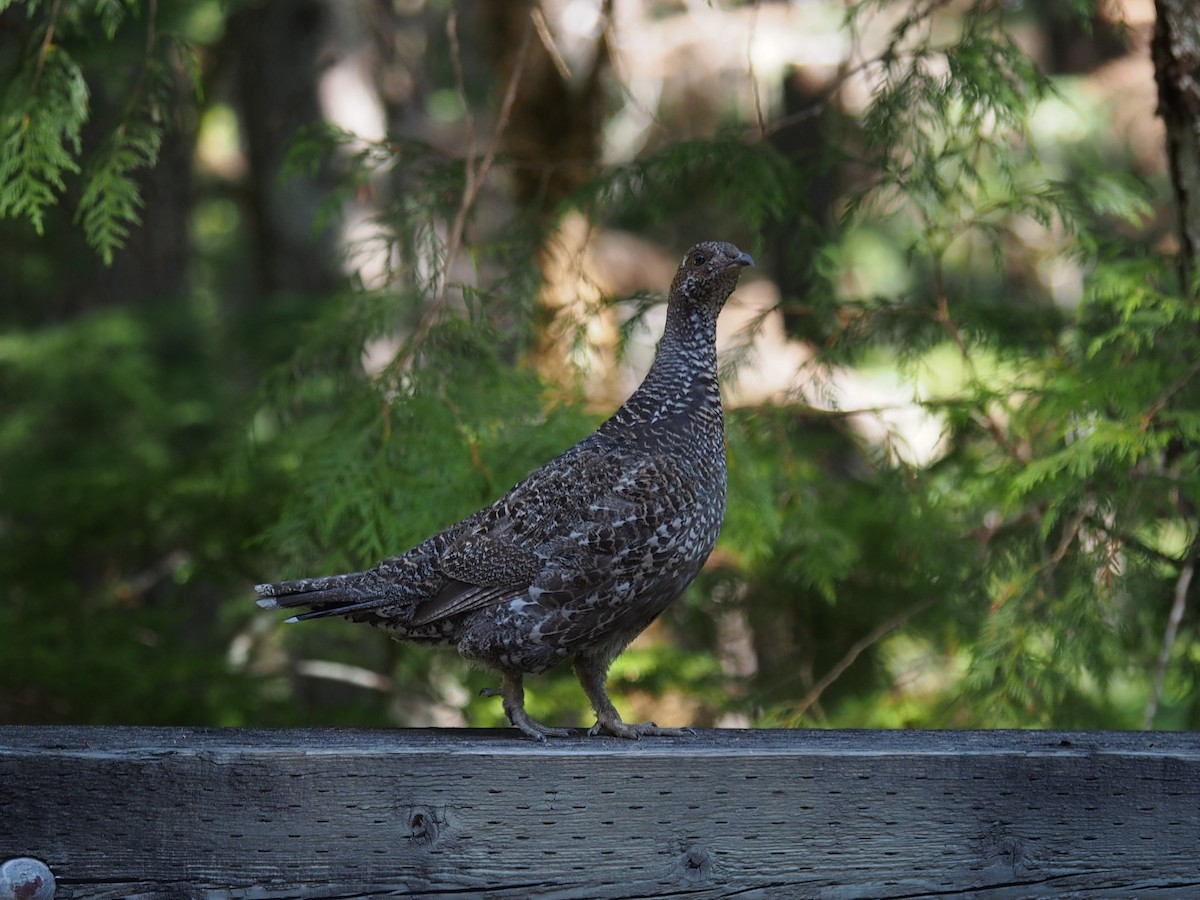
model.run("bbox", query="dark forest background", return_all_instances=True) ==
[2,0,1198,732]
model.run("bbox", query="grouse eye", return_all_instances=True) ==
[692,252,707,266]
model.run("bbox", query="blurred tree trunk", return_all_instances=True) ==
[482,0,619,402]
[1147,0,1200,731]
[770,67,844,342]
[483,0,608,217]
[229,0,341,295]
[1031,0,1126,75]
[1153,0,1200,294]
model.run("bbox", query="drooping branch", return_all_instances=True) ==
[1153,0,1200,294]
[789,597,936,723]
[1143,544,1195,728]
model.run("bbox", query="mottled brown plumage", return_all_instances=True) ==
[256,241,753,739]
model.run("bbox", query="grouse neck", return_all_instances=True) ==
[651,300,720,379]
[605,301,722,433]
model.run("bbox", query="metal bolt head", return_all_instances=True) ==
[0,858,56,900]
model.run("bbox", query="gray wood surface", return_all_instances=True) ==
[2,727,1198,899]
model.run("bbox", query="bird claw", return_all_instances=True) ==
[479,686,502,698]
[514,720,574,742]
[588,718,694,739]
[508,707,573,741]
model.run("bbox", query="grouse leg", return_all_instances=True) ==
[498,671,572,741]
[573,654,692,739]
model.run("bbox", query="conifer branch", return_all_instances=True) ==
[531,3,571,83]
[1140,356,1200,430]
[931,254,1025,463]
[446,7,474,173]
[600,0,661,138]
[29,0,64,94]
[421,3,534,327]
[789,597,936,723]
[747,0,767,139]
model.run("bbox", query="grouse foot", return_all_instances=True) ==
[572,654,693,740]
[511,708,573,742]
[496,672,572,742]
[587,716,693,739]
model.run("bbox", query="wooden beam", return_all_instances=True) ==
[2,727,1198,898]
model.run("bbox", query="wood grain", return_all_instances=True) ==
[2,727,1198,898]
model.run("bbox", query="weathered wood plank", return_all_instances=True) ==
[2,727,1198,899]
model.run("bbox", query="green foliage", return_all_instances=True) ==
[579,134,797,240]
[75,119,161,264]
[6,0,1199,735]
[772,1,1197,730]
[0,304,283,723]
[0,42,87,234]
[257,312,598,577]
[0,0,182,262]
[95,0,138,40]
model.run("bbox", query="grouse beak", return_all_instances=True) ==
[734,251,754,268]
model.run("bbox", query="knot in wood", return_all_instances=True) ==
[973,823,1030,873]
[0,858,56,900]
[406,807,443,847]
[680,845,713,882]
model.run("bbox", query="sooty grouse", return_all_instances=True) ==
[256,240,753,740]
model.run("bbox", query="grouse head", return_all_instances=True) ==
[669,241,754,312]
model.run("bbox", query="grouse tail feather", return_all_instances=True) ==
[254,571,385,621]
